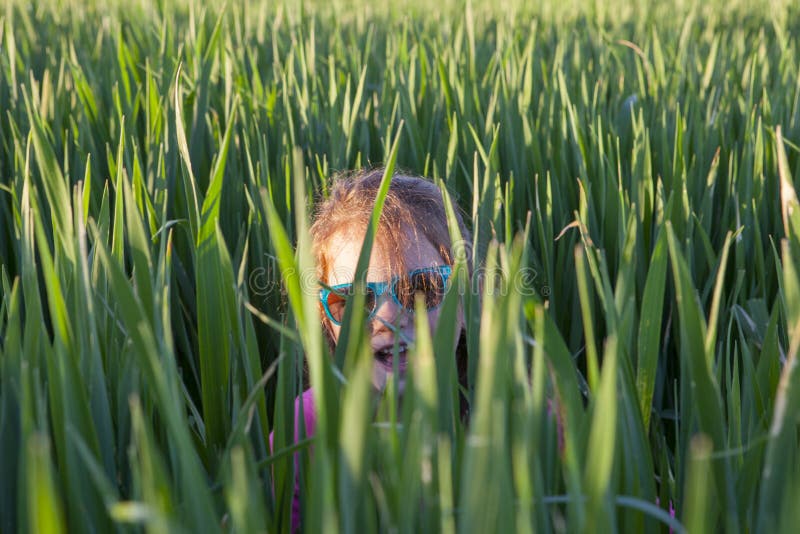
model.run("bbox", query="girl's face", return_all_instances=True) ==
[324,230,460,390]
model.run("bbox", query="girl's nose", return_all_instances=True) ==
[370,294,409,333]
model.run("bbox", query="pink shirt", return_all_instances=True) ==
[269,388,316,531]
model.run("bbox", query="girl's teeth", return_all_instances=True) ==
[375,346,407,359]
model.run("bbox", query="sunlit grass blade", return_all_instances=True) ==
[224,446,269,533]
[195,100,239,459]
[460,240,519,533]
[666,223,738,530]
[683,434,714,534]
[338,342,373,533]
[89,222,219,531]
[636,226,668,429]
[757,127,800,532]
[26,434,66,534]
[583,332,618,531]
[333,122,404,372]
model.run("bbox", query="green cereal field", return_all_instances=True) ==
[1,0,800,531]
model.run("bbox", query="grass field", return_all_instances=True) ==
[2,0,800,531]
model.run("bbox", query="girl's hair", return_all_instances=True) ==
[309,168,473,284]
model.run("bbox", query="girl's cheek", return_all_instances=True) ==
[426,308,462,348]
[427,308,442,334]
[329,322,341,344]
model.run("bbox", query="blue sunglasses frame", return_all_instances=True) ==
[319,265,452,325]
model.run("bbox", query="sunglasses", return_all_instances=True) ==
[319,265,452,326]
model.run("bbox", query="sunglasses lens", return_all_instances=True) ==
[325,287,351,323]
[364,287,378,315]
[396,268,447,310]
[325,285,381,323]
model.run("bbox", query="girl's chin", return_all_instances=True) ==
[372,363,407,395]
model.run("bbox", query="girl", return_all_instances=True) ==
[272,168,473,529]
[311,168,472,390]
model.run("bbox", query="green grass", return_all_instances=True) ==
[1,0,800,531]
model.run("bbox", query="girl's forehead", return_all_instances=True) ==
[324,231,443,285]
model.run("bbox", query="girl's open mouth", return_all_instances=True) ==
[373,343,408,373]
